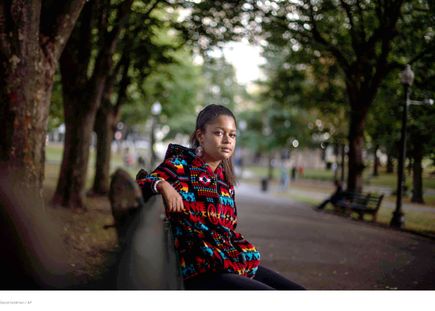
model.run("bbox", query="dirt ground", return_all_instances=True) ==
[43,187,118,287]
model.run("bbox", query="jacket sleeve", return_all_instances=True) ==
[136,157,182,200]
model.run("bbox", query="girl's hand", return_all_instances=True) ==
[157,180,184,212]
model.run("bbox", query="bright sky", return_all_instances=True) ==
[178,7,265,85]
[222,40,266,85]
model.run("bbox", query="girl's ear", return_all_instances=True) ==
[195,129,203,145]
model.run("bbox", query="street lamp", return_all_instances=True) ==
[390,65,434,228]
[390,65,433,228]
[390,65,414,228]
[150,102,162,168]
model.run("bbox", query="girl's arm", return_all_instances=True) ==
[136,157,184,212]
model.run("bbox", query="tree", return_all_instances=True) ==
[406,57,435,203]
[255,0,434,192]
[52,0,137,209]
[366,76,402,178]
[200,56,239,109]
[252,36,349,180]
[0,1,86,195]
[91,4,179,195]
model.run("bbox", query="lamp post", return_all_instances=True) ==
[150,101,162,168]
[390,65,414,228]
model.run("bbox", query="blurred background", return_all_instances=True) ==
[1,0,434,290]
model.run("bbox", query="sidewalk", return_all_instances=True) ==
[234,181,435,289]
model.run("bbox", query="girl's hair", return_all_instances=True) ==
[190,104,237,186]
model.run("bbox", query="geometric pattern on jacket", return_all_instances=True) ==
[136,143,261,281]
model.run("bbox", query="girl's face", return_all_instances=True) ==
[196,115,237,162]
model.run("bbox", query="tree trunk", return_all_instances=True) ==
[347,108,367,192]
[51,94,99,209]
[92,51,130,195]
[372,144,380,177]
[411,148,425,204]
[340,143,346,184]
[267,153,274,180]
[333,143,339,180]
[386,153,394,173]
[0,2,85,196]
[407,156,413,178]
[52,0,132,208]
[0,57,54,196]
[91,104,117,195]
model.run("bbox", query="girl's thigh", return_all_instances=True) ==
[184,272,274,290]
[253,265,305,290]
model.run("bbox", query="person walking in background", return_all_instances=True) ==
[136,104,304,290]
[280,159,290,191]
[123,147,134,167]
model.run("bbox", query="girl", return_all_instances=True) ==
[136,104,304,290]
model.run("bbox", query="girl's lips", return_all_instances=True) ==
[221,147,232,153]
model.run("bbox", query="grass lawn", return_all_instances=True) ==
[45,143,142,185]
[245,164,435,189]
[245,163,435,201]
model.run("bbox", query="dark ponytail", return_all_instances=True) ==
[190,104,238,186]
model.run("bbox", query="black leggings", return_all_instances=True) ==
[184,265,305,290]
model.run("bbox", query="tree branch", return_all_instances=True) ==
[42,0,87,61]
[0,3,10,57]
[374,0,383,20]
[114,54,131,116]
[104,0,134,54]
[340,0,365,55]
[369,0,404,102]
[88,0,134,99]
[355,0,366,40]
[408,41,435,65]
[0,1,42,65]
[364,0,403,61]
[307,1,350,73]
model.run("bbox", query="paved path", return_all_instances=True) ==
[234,182,435,290]
[283,183,435,213]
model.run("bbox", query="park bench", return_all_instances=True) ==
[107,168,184,289]
[333,191,384,222]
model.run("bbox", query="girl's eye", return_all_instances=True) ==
[215,131,223,136]
[230,133,237,138]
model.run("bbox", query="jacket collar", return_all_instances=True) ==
[164,143,224,176]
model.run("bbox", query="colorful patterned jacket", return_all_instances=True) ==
[136,143,261,281]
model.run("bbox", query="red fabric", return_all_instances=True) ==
[136,144,261,281]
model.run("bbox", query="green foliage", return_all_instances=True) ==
[123,46,204,137]
[123,52,244,142]
[366,72,402,156]
[48,73,64,131]
[254,0,433,157]
[266,42,348,141]
[200,56,239,109]
[174,1,256,52]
